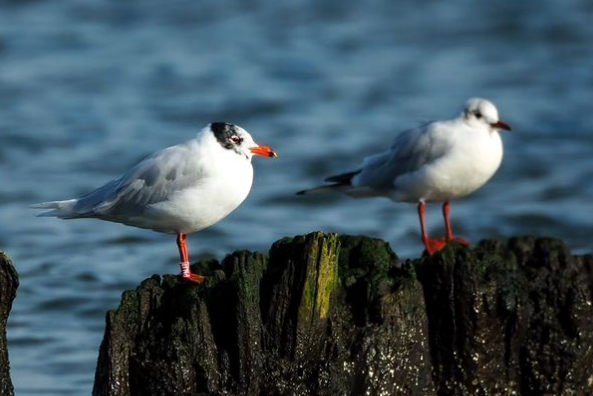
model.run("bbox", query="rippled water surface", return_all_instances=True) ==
[1,1,592,394]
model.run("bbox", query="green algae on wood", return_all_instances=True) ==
[299,232,339,321]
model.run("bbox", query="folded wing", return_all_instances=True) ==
[33,144,205,219]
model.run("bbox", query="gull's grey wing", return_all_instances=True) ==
[72,144,203,217]
[352,122,448,189]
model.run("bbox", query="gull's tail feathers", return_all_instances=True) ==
[30,199,80,219]
[297,169,361,195]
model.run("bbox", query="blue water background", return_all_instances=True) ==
[1,1,592,394]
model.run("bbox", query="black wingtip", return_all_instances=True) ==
[296,190,306,195]
[324,169,361,184]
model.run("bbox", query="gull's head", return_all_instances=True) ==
[462,98,511,132]
[209,122,277,160]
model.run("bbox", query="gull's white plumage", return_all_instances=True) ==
[34,126,254,233]
[348,116,503,202]
[299,98,510,255]
[32,122,277,282]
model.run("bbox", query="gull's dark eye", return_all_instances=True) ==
[231,135,243,144]
[475,111,482,119]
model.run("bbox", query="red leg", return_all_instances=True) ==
[176,233,206,283]
[442,202,470,246]
[418,202,446,255]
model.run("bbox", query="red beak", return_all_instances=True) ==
[250,145,278,158]
[490,120,511,131]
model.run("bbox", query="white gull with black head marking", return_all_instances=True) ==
[31,122,277,283]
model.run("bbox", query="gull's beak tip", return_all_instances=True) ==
[250,145,278,158]
[491,120,512,132]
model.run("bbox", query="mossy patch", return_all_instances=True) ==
[299,233,339,321]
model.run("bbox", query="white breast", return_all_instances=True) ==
[143,139,254,234]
